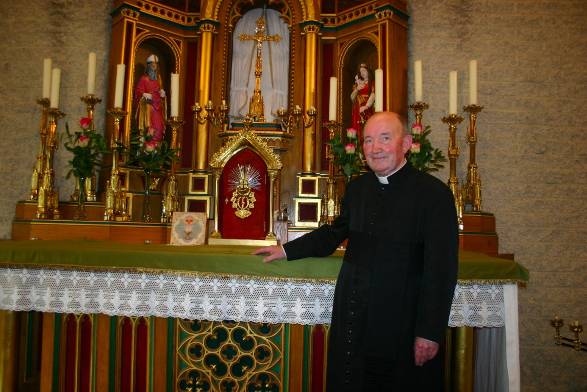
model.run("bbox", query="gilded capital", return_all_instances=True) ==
[121,9,140,20]
[302,24,320,34]
[375,9,394,20]
[199,22,217,34]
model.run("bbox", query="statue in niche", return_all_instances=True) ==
[134,54,167,141]
[350,63,375,138]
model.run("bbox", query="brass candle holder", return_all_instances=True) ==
[441,113,464,229]
[161,116,183,223]
[463,104,484,212]
[105,108,129,221]
[551,316,586,352]
[37,107,65,219]
[192,100,229,132]
[320,120,342,225]
[81,94,102,129]
[276,105,302,134]
[30,98,51,201]
[409,101,430,127]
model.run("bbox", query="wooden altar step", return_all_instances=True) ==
[459,212,499,256]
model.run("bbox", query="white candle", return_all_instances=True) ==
[328,77,337,121]
[414,60,423,102]
[449,71,458,115]
[469,60,478,105]
[87,52,97,95]
[49,68,61,108]
[170,73,179,117]
[42,58,52,99]
[374,68,383,112]
[114,64,125,108]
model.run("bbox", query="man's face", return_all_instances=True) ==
[148,61,158,72]
[362,113,411,177]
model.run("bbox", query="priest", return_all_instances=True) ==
[254,112,458,391]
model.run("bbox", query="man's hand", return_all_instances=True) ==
[159,89,166,98]
[414,337,439,366]
[142,92,153,101]
[252,245,286,263]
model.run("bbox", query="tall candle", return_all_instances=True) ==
[87,52,97,95]
[328,77,337,121]
[414,60,423,102]
[374,68,383,112]
[49,68,61,108]
[449,71,458,115]
[114,64,125,108]
[170,73,179,117]
[42,58,52,99]
[469,60,478,105]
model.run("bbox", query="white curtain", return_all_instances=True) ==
[229,8,290,123]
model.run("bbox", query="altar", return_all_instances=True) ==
[0,240,527,391]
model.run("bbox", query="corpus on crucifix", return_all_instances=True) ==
[239,15,281,122]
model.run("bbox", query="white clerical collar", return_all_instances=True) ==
[376,159,407,184]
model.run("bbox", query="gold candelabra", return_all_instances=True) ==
[551,317,586,352]
[276,105,316,134]
[104,108,129,221]
[36,107,65,219]
[161,116,183,223]
[30,98,51,201]
[320,120,342,225]
[442,113,464,230]
[192,100,229,132]
[462,104,484,212]
[409,101,430,127]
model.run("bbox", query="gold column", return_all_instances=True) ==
[0,310,16,391]
[302,22,320,173]
[195,21,217,170]
[266,171,277,241]
[451,326,475,392]
[210,168,221,238]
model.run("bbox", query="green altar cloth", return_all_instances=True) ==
[0,240,528,283]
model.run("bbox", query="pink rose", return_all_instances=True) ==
[411,124,422,135]
[411,142,421,153]
[77,134,90,148]
[80,117,91,130]
[345,143,356,154]
[346,128,358,139]
[147,127,157,137]
[144,140,158,152]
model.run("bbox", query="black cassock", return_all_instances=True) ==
[284,163,458,391]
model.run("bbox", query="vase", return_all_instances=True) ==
[142,170,152,222]
[73,176,87,220]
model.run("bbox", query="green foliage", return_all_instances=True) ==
[63,120,108,179]
[409,125,446,173]
[328,130,363,182]
[126,128,178,174]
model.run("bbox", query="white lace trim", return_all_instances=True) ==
[0,268,504,327]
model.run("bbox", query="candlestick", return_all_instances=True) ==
[170,73,179,117]
[469,60,478,105]
[161,117,183,223]
[42,58,52,99]
[449,71,457,115]
[105,108,129,221]
[321,120,342,225]
[409,101,429,127]
[87,52,96,95]
[463,104,484,212]
[442,113,464,228]
[374,68,383,112]
[80,94,102,130]
[328,77,337,121]
[414,60,423,102]
[50,68,61,108]
[114,64,125,108]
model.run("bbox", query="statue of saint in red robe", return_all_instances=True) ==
[350,64,375,139]
[134,54,166,141]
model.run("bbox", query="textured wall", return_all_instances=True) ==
[408,0,587,391]
[0,0,586,391]
[0,0,112,237]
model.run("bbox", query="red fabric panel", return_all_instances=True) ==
[321,42,334,170]
[120,318,132,392]
[182,41,198,168]
[135,318,148,392]
[311,325,326,392]
[219,148,268,239]
[79,315,92,392]
[64,315,77,392]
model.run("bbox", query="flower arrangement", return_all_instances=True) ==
[328,127,364,182]
[408,123,446,173]
[127,127,177,174]
[63,117,108,179]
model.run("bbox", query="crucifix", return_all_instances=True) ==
[239,15,281,122]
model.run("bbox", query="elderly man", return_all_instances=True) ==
[134,54,166,141]
[255,112,458,390]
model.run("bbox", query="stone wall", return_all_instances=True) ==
[0,0,585,390]
[408,0,587,390]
